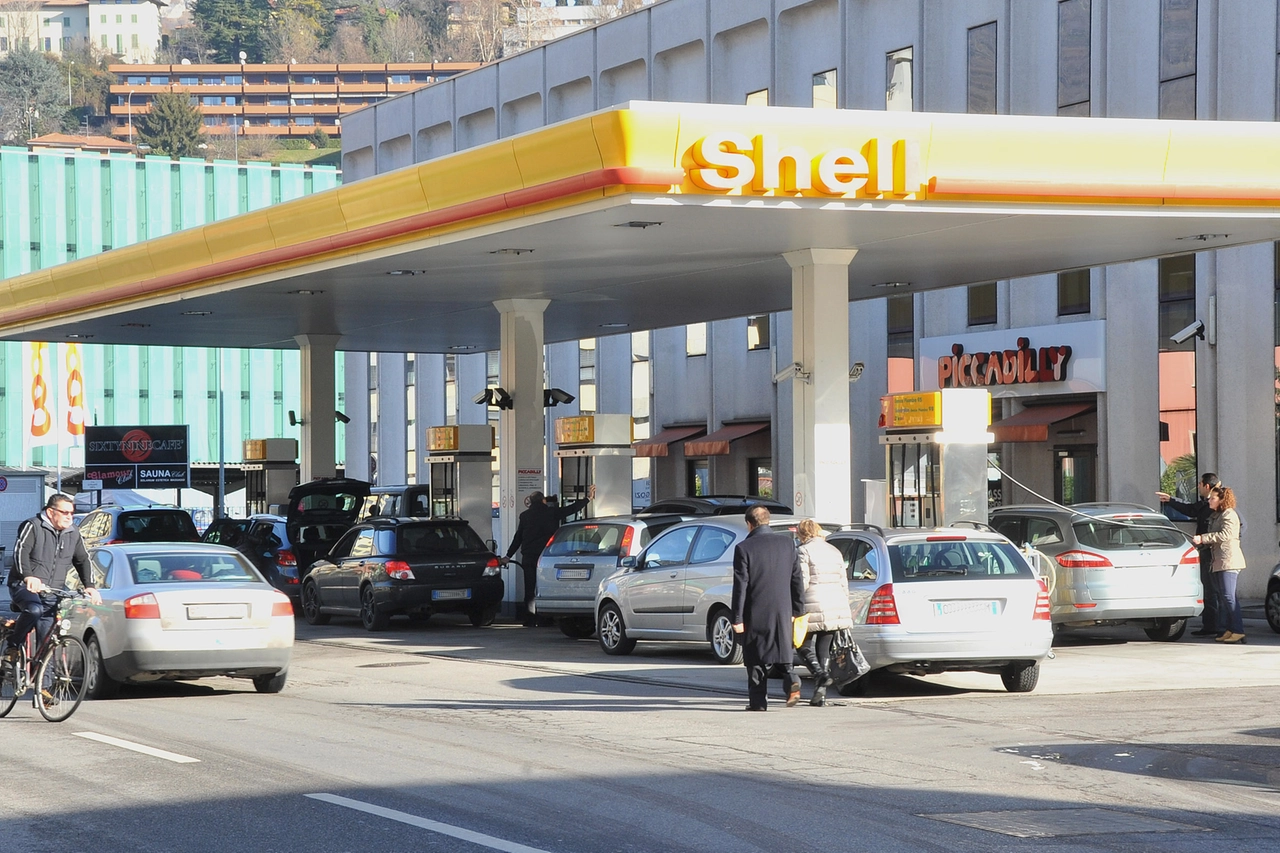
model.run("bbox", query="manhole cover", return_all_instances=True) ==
[922,808,1209,838]
[358,660,432,669]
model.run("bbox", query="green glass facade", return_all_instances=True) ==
[0,147,344,468]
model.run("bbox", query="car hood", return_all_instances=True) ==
[284,478,371,546]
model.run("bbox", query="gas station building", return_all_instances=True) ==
[4,0,1280,595]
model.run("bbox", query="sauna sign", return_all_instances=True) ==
[919,321,1105,398]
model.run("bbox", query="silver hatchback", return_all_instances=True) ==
[990,503,1201,640]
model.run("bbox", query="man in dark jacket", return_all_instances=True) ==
[731,505,804,710]
[1158,472,1219,636]
[504,492,561,626]
[3,494,100,671]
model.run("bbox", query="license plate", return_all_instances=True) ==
[432,589,471,601]
[556,568,591,580]
[933,600,999,617]
[187,603,248,620]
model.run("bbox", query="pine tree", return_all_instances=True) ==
[137,91,205,158]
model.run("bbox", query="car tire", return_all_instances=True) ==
[253,670,287,694]
[558,616,596,639]
[1266,584,1280,634]
[1143,617,1188,642]
[597,602,635,656]
[708,608,743,665]
[1001,662,1040,693]
[301,580,330,626]
[85,635,121,700]
[360,585,390,632]
[468,605,499,628]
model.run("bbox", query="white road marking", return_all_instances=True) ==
[73,732,200,764]
[307,793,553,853]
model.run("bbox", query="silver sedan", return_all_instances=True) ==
[65,542,295,698]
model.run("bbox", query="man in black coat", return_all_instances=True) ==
[504,492,560,626]
[731,505,804,711]
[1157,472,1219,637]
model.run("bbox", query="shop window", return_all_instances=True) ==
[686,323,706,357]
[746,316,769,351]
[887,293,914,393]
[812,70,836,109]
[967,283,997,326]
[749,459,773,498]
[966,22,997,115]
[444,353,457,426]
[1057,0,1090,115]
[687,459,709,496]
[1054,446,1096,504]
[746,88,768,106]
[886,47,912,111]
[1057,269,1090,316]
[579,338,596,413]
[1158,255,1197,492]
[1158,0,1196,119]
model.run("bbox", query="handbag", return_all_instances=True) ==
[792,613,809,649]
[826,628,871,688]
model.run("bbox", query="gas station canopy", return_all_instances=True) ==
[4,101,1280,350]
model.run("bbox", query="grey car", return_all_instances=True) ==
[990,503,1201,640]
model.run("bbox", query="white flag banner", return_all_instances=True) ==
[64,343,86,448]
[22,341,58,451]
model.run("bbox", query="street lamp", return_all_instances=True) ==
[68,60,73,107]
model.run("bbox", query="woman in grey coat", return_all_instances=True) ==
[1193,485,1247,644]
[794,519,854,706]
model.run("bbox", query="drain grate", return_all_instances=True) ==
[358,660,433,669]
[921,808,1210,838]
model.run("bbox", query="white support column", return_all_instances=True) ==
[494,299,550,607]
[295,334,339,482]
[784,249,857,524]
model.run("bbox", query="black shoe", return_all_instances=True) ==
[809,685,827,707]
[1190,628,1217,637]
[745,704,767,712]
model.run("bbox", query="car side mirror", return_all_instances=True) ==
[618,556,638,569]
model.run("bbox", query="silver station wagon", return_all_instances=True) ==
[990,503,1201,641]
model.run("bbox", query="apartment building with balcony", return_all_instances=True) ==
[0,0,160,62]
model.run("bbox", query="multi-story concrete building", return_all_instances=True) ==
[0,0,161,62]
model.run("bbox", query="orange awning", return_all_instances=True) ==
[683,422,770,457]
[992,403,1095,443]
[633,425,705,457]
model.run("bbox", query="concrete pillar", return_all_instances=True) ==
[784,249,857,524]
[295,334,338,481]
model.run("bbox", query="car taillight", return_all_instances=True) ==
[619,526,635,554]
[105,539,125,545]
[925,535,966,542]
[866,584,900,625]
[386,560,415,580]
[276,548,297,568]
[1179,548,1199,566]
[1034,579,1052,620]
[271,596,293,617]
[124,593,160,619]
[1055,550,1113,569]
[483,557,501,577]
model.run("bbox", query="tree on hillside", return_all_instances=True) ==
[0,46,67,142]
[377,11,430,61]
[192,0,273,63]
[137,90,205,158]
[266,0,334,63]
[453,0,507,63]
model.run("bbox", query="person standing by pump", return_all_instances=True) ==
[1193,484,1247,644]
[794,519,854,707]
[1157,472,1220,637]
[503,485,594,626]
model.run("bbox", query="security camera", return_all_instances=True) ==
[472,389,491,405]
[543,388,575,407]
[1169,319,1205,345]
[772,362,811,385]
[288,410,302,427]
[334,410,351,424]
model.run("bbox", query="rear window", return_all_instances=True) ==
[128,552,263,583]
[393,524,485,556]
[296,492,364,513]
[1072,517,1187,550]
[887,539,1034,582]
[202,520,249,545]
[117,511,200,542]
[544,523,633,558]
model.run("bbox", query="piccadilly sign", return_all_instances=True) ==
[687,132,923,196]
[938,338,1072,389]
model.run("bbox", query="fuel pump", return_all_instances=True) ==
[553,414,634,519]
[878,389,993,528]
[242,439,299,515]
[425,425,495,533]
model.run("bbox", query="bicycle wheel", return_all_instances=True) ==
[0,647,24,718]
[35,637,88,722]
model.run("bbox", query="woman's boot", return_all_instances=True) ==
[809,684,827,706]
[797,639,822,680]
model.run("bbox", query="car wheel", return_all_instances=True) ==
[253,670,287,694]
[301,580,330,626]
[468,605,499,628]
[85,635,121,700]
[360,585,390,632]
[708,608,743,665]
[597,602,635,655]
[1266,584,1280,634]
[558,616,595,639]
[1143,617,1188,642]
[1001,662,1040,693]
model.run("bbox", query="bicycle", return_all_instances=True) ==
[1,589,90,723]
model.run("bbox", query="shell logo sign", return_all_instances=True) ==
[686,132,923,197]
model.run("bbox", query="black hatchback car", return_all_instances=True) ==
[637,495,793,516]
[300,517,504,632]
[78,504,202,548]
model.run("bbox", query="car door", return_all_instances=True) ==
[336,529,376,608]
[829,535,881,625]
[681,525,739,629]
[624,524,698,632]
[310,529,358,609]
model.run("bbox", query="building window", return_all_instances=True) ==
[578,338,597,413]
[967,283,997,326]
[749,459,773,498]
[886,47,913,111]
[115,33,122,53]
[746,316,769,351]
[631,331,651,502]
[1057,269,1091,316]
[967,22,997,114]
[0,38,7,52]
[115,14,121,22]
[444,353,457,426]
[130,13,137,22]
[1158,255,1197,498]
[812,70,836,109]
[687,459,709,496]
[686,323,706,357]
[1159,0,1196,119]
[887,293,914,393]
[746,88,768,106]
[1057,0,1090,115]
[100,14,106,22]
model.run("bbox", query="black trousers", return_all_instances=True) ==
[1198,551,1220,632]
[744,647,797,709]
[518,551,541,613]
[6,586,56,654]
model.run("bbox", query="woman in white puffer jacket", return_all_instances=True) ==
[794,519,853,706]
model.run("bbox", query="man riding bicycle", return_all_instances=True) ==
[2,494,100,677]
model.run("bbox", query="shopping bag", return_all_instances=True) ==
[827,628,871,688]
[792,613,809,649]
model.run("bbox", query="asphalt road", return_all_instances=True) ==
[5,610,1280,853]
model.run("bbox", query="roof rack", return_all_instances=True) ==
[1070,502,1158,513]
[949,520,995,532]
[841,522,885,536]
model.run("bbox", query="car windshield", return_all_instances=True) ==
[544,523,632,557]
[119,511,199,541]
[1072,517,1187,550]
[395,524,485,555]
[128,552,263,583]
[887,539,1034,582]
